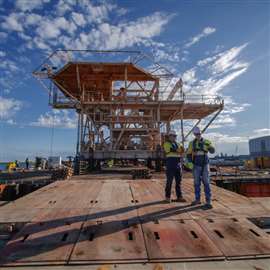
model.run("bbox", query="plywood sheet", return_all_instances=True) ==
[142,219,224,261]
[94,181,133,208]
[189,201,233,219]
[130,181,164,204]
[137,204,193,221]
[88,206,138,221]
[198,218,270,259]
[0,208,41,223]
[32,208,90,224]
[70,219,147,263]
[0,220,83,266]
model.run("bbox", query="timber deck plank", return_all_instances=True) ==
[197,217,270,259]
[69,219,148,263]
[142,219,224,261]
[0,175,270,266]
[0,220,83,266]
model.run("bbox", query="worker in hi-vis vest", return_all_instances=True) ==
[163,130,186,203]
[187,127,215,209]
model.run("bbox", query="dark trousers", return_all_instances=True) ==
[165,158,182,198]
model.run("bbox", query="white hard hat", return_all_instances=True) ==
[168,130,177,136]
[193,126,201,135]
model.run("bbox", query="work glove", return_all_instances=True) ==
[208,146,215,154]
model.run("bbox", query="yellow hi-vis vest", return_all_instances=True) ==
[163,141,184,158]
[186,138,214,166]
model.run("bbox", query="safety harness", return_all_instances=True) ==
[191,138,208,166]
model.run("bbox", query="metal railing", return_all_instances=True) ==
[183,94,223,105]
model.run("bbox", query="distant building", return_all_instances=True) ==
[249,135,270,157]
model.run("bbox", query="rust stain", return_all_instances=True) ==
[97,266,112,270]
[75,250,84,256]
[153,263,164,270]
[253,266,265,270]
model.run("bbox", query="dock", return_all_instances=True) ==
[0,173,270,268]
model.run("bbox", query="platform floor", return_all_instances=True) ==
[0,173,270,267]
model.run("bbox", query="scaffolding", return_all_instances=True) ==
[33,50,224,169]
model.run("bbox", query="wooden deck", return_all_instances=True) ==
[0,173,270,267]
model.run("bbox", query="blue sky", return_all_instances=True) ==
[0,0,269,161]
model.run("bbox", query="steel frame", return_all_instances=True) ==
[33,50,224,163]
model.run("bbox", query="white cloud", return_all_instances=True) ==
[205,132,248,144]
[71,12,86,27]
[0,59,19,72]
[0,50,6,57]
[185,27,216,48]
[55,0,74,15]
[32,36,51,50]
[1,12,24,32]
[253,128,270,136]
[197,55,218,66]
[211,43,248,74]
[207,114,236,129]
[182,68,197,84]
[166,43,251,134]
[205,66,249,95]
[152,45,180,62]
[15,0,49,11]
[0,96,22,119]
[83,1,116,24]
[25,13,42,26]
[31,110,77,129]
[182,44,250,96]
[35,17,76,40]
[223,98,251,114]
[72,12,174,50]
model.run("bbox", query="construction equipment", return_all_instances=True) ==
[33,50,223,174]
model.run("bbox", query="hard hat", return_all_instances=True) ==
[168,130,177,136]
[193,126,201,135]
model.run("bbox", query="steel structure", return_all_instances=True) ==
[33,50,224,168]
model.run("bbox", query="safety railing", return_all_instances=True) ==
[159,93,223,105]
[183,94,223,105]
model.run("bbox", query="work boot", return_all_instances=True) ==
[191,200,201,206]
[165,197,171,203]
[203,202,213,209]
[175,197,187,203]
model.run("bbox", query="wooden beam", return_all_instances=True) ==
[167,78,183,101]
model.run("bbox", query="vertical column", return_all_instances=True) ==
[166,122,170,133]
[80,110,84,155]
[76,111,81,156]
[180,107,185,147]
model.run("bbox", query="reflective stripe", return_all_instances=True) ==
[166,153,181,158]
[194,151,206,156]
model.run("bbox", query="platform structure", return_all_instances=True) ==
[0,173,270,268]
[33,50,223,166]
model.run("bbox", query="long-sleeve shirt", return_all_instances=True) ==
[163,141,184,158]
[186,138,214,166]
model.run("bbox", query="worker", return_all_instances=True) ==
[163,130,186,203]
[25,157,29,170]
[187,127,215,209]
[115,87,127,101]
[15,160,19,169]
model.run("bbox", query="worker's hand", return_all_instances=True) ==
[208,146,215,154]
